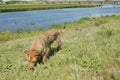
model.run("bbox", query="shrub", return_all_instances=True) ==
[103,26,116,37]
[78,17,91,23]
[94,19,108,26]
[98,26,117,38]
[0,31,14,41]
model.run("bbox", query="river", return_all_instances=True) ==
[0,4,120,32]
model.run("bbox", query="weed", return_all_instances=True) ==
[99,25,117,37]
[0,31,14,41]
[103,26,116,37]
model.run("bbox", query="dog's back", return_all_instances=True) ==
[31,35,47,52]
[31,28,65,50]
[30,29,59,50]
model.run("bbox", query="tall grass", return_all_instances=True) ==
[0,29,45,42]
[0,15,120,80]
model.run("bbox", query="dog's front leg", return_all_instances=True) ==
[43,47,50,63]
[56,35,62,51]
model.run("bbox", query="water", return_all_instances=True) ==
[0,4,120,32]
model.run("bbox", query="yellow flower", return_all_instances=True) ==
[66,76,73,80]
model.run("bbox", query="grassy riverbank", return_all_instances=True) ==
[0,15,120,80]
[0,3,101,12]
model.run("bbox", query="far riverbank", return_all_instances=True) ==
[0,3,101,12]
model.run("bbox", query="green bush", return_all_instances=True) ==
[0,31,14,41]
[104,26,115,37]
[100,26,116,37]
[94,19,108,26]
[78,17,91,23]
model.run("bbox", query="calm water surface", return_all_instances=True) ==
[0,4,120,32]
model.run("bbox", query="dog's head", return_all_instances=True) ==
[24,49,40,69]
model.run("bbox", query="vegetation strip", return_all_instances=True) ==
[0,3,101,12]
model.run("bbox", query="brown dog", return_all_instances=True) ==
[24,28,65,69]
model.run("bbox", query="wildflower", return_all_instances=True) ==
[66,76,73,80]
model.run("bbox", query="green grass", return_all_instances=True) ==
[0,28,45,42]
[0,3,101,12]
[0,15,120,80]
